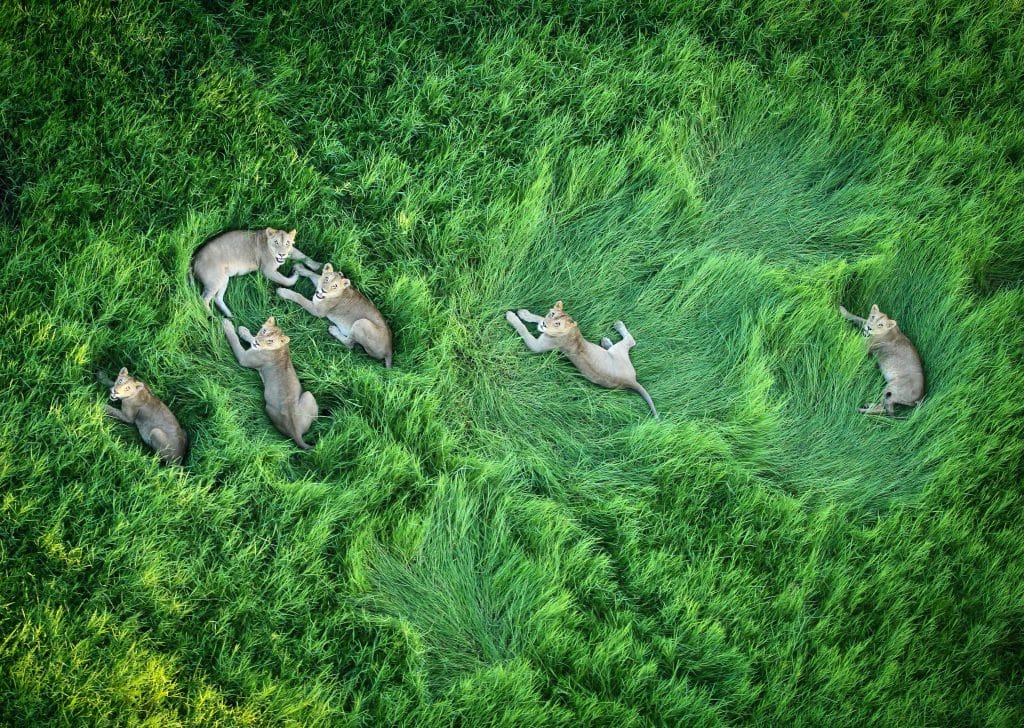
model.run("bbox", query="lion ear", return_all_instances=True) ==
[280,334,290,345]
[118,367,128,376]
[322,262,333,273]
[266,316,276,327]
[554,300,564,311]
[287,229,296,238]
[265,227,275,236]
[870,304,880,314]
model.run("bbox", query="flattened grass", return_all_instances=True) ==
[1,1,1022,725]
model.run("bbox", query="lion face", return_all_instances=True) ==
[110,367,144,401]
[265,228,297,264]
[313,263,351,302]
[863,304,898,337]
[538,300,577,337]
[252,316,290,350]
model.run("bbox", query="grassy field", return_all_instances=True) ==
[2,1,1023,724]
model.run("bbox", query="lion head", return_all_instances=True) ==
[313,262,352,302]
[863,304,898,337]
[538,300,578,337]
[252,316,290,350]
[265,228,297,265]
[110,367,144,401]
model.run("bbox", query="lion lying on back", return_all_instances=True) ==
[222,316,318,449]
[505,301,658,418]
[839,303,925,416]
[277,263,393,367]
[192,228,321,318]
[99,368,188,465]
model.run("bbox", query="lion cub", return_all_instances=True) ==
[192,228,321,318]
[222,316,318,448]
[277,263,393,367]
[100,368,188,465]
[505,301,658,418]
[839,303,925,415]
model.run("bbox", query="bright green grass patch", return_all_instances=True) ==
[2,1,1023,725]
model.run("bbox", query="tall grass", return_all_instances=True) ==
[1,1,1022,725]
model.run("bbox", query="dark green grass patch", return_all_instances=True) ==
[2,1,1022,725]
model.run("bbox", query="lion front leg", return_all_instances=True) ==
[505,311,557,353]
[516,309,544,324]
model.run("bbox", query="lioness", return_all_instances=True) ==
[277,263,393,367]
[192,228,321,318]
[839,303,925,415]
[222,316,318,448]
[505,301,658,418]
[100,368,188,465]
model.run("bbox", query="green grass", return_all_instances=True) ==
[2,1,1023,725]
